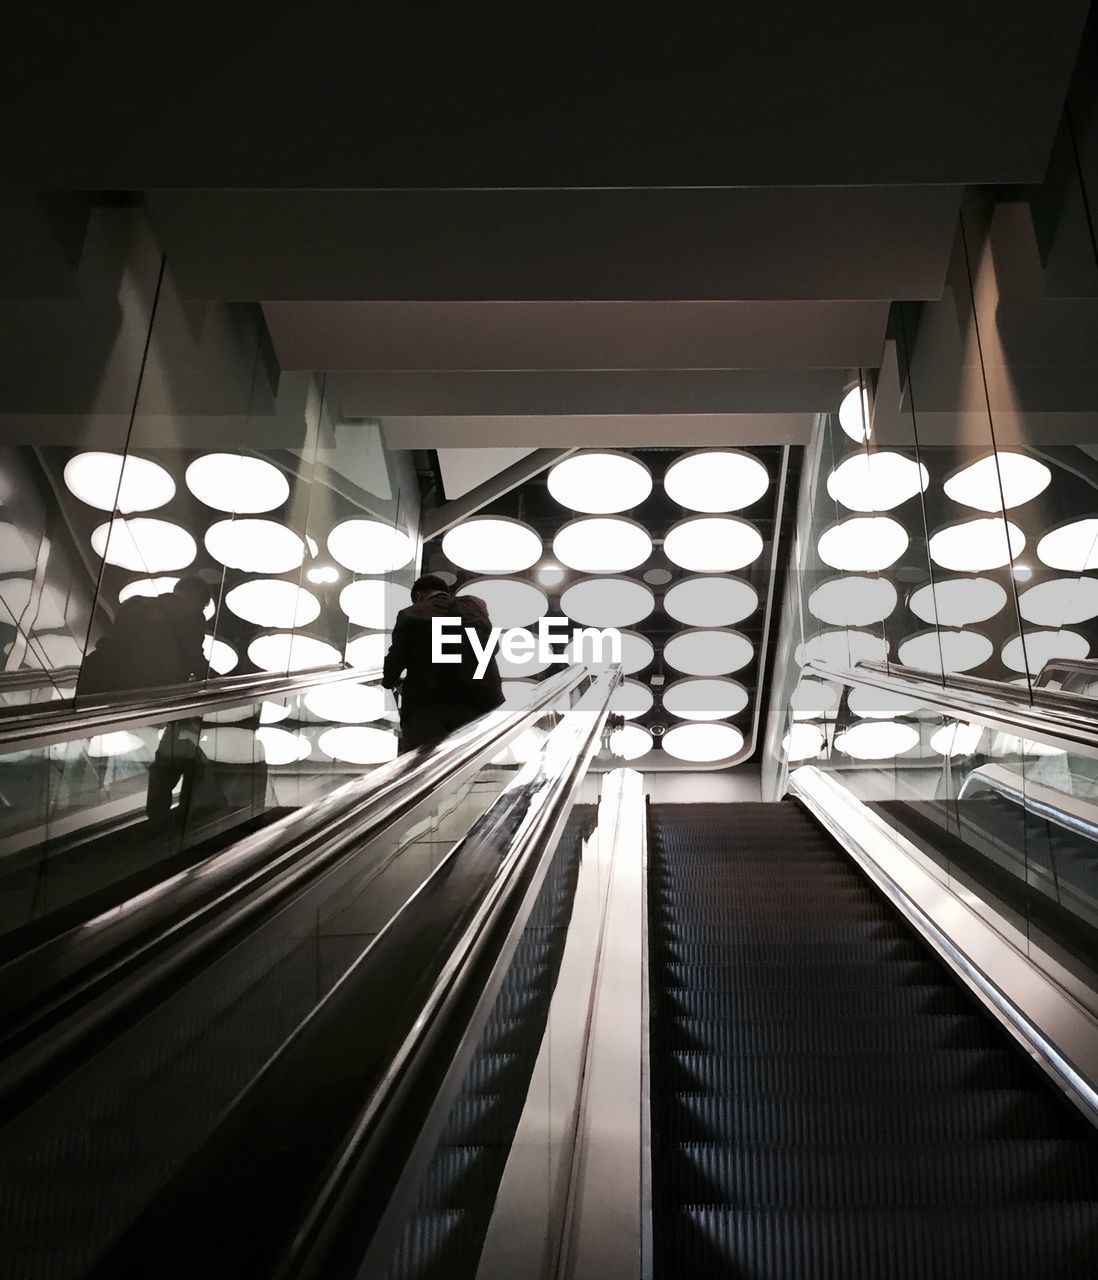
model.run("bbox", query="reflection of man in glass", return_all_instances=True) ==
[383,575,504,751]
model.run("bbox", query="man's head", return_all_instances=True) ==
[411,574,450,604]
[173,575,213,610]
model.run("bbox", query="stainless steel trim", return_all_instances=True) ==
[0,664,80,692]
[958,763,1098,846]
[1036,658,1098,691]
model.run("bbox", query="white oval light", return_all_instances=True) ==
[930,721,985,757]
[118,576,216,621]
[248,632,341,672]
[494,632,554,679]
[944,452,1051,512]
[663,576,758,626]
[795,629,889,667]
[303,682,393,723]
[318,726,399,764]
[458,578,548,628]
[260,700,293,724]
[87,729,150,758]
[835,721,919,759]
[663,516,763,572]
[663,450,769,512]
[908,577,1007,626]
[205,518,306,574]
[790,678,839,719]
[202,634,238,675]
[256,726,311,765]
[553,517,651,573]
[339,580,413,629]
[1019,577,1098,626]
[328,519,416,574]
[838,383,871,442]
[663,722,744,762]
[608,724,653,761]
[808,576,897,626]
[185,454,289,513]
[847,685,923,719]
[441,517,542,574]
[1001,629,1089,674]
[65,452,175,513]
[610,679,655,720]
[929,518,1024,572]
[784,723,826,761]
[225,579,320,629]
[1037,520,1098,572]
[198,727,262,764]
[665,628,753,676]
[826,451,928,512]
[897,629,993,674]
[560,577,654,628]
[91,518,196,573]
[547,451,652,513]
[345,633,389,670]
[817,516,908,571]
[663,676,749,721]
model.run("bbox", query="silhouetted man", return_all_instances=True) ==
[383,574,504,751]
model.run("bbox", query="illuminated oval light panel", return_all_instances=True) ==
[225,579,320,629]
[560,577,654,628]
[256,726,311,765]
[663,676,749,721]
[303,682,393,723]
[248,632,341,672]
[928,518,1024,572]
[663,576,758,626]
[185,454,289,513]
[119,576,216,621]
[327,519,415,574]
[808,576,897,626]
[494,632,554,679]
[663,516,763,573]
[1037,520,1098,572]
[930,721,985,757]
[826,452,928,513]
[610,679,655,720]
[1019,577,1098,626]
[790,678,839,719]
[795,629,889,668]
[835,721,919,760]
[260,700,293,724]
[318,726,399,765]
[91,518,196,573]
[663,450,769,513]
[458,578,548,628]
[1001,629,1089,674]
[87,729,150,758]
[202,634,238,675]
[662,722,744,762]
[908,577,1007,627]
[345,633,389,670]
[665,628,753,676]
[546,451,652,513]
[65,452,175,513]
[784,723,826,762]
[618,631,656,675]
[847,685,923,719]
[553,517,651,573]
[205,519,306,574]
[838,383,871,442]
[443,517,542,574]
[897,629,993,674]
[339,580,413,629]
[817,516,908,572]
[608,724,653,761]
[944,452,1051,512]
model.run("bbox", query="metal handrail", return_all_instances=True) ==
[958,763,1098,847]
[1035,658,1098,691]
[806,658,1098,759]
[89,665,621,1280]
[0,662,382,754]
[0,664,81,693]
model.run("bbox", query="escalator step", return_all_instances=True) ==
[653,985,967,1019]
[660,919,909,941]
[660,939,924,965]
[660,959,943,988]
[386,1209,474,1280]
[664,1015,997,1054]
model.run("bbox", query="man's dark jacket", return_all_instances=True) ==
[382,593,504,749]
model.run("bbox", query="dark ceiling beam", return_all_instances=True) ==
[421,448,576,538]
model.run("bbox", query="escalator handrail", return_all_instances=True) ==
[0,661,602,1119]
[90,665,622,1280]
[0,664,81,693]
[0,661,382,753]
[1034,657,1098,690]
[958,762,1098,847]
[807,657,1098,758]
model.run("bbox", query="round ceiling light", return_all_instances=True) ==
[303,682,393,723]
[610,679,655,720]
[87,729,152,758]
[662,722,744,762]
[119,576,216,620]
[808,576,897,627]
[185,453,290,513]
[795,629,889,668]
[318,725,399,765]
[205,518,306,574]
[826,451,928,512]
[663,676,749,721]
[458,578,548,629]
[495,635,554,680]
[644,568,673,586]
[339,580,413,630]
[663,576,758,627]
[838,383,871,442]
[908,577,1007,626]
[835,721,919,760]
[614,631,655,675]
[847,685,923,719]
[553,517,651,573]
[198,727,266,764]
[198,635,236,676]
[1037,520,1098,572]
[790,678,839,719]
[817,516,908,572]
[442,517,542,574]
[897,629,993,674]
[663,450,769,512]
[329,519,416,574]
[1019,577,1098,626]
[345,632,389,670]
[663,516,763,572]
[225,579,320,629]
[547,451,652,513]
[784,723,826,762]
[65,452,175,513]
[91,518,197,573]
[929,721,985,757]
[256,726,311,765]
[560,576,654,628]
[928,518,1025,572]
[248,632,341,673]
[260,700,293,724]
[608,724,653,761]
[943,452,1051,512]
[1001,629,1089,674]
[665,628,753,676]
